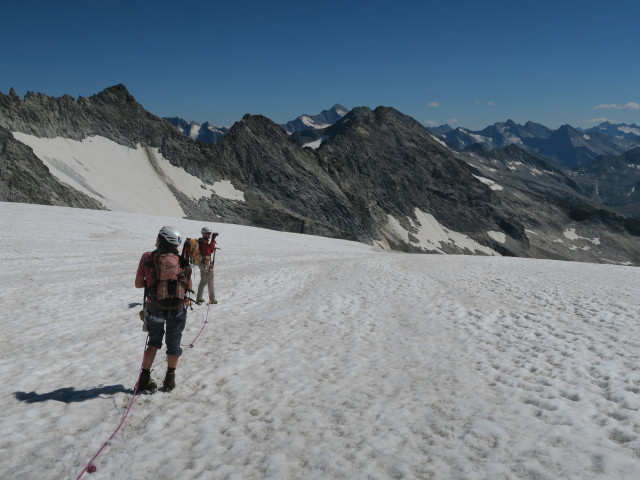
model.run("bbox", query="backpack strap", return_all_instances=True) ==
[181,238,193,265]
[147,252,161,302]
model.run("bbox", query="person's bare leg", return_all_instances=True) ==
[142,346,159,369]
[167,354,179,368]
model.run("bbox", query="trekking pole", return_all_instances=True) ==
[212,246,220,272]
[208,245,219,305]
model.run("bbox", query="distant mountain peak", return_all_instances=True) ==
[88,84,140,109]
[283,104,350,133]
[332,104,349,115]
[587,121,640,139]
[164,116,229,143]
[92,83,132,99]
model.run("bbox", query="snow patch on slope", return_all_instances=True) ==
[564,228,601,245]
[301,116,331,129]
[620,125,640,135]
[12,133,245,216]
[507,161,524,171]
[211,180,245,201]
[378,208,499,255]
[552,228,602,252]
[302,136,328,149]
[473,174,504,191]
[488,231,506,243]
[430,134,450,149]
[469,133,493,145]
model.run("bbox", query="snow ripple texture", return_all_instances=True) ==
[2,202,640,479]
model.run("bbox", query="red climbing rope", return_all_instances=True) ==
[76,303,213,477]
[182,303,211,348]
[76,340,147,479]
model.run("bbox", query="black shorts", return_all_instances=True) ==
[145,303,187,356]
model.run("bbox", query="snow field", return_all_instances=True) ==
[2,202,640,479]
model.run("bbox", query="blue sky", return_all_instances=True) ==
[2,0,638,130]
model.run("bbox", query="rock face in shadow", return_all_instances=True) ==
[572,148,640,219]
[2,84,640,265]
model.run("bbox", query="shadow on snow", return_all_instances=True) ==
[14,385,130,403]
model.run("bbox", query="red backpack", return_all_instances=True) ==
[147,252,192,310]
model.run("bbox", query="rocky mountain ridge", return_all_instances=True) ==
[2,85,640,265]
[587,121,640,139]
[164,104,350,145]
[433,120,640,168]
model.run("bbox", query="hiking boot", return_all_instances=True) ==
[138,370,157,392]
[196,298,204,305]
[209,299,218,304]
[163,371,176,391]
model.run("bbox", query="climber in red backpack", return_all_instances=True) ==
[134,226,192,392]
[184,226,218,305]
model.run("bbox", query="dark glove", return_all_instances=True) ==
[213,233,219,237]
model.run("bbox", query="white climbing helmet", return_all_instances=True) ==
[159,226,182,246]
[201,226,212,234]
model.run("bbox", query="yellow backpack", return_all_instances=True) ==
[182,238,204,265]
